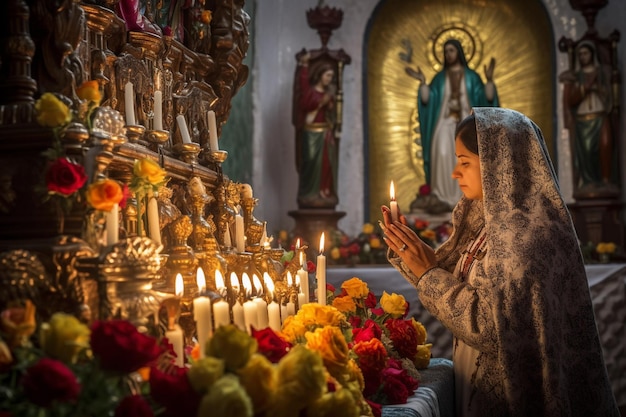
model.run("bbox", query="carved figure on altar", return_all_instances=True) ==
[292,51,339,209]
[560,40,619,199]
[406,39,498,213]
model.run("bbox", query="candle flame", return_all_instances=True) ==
[196,267,206,293]
[215,270,225,289]
[390,180,396,201]
[296,238,301,249]
[252,274,263,294]
[263,272,275,299]
[242,272,252,291]
[319,232,325,254]
[175,273,184,297]
[287,270,293,286]
[230,272,240,289]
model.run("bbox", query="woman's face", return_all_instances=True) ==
[444,44,459,66]
[452,137,483,200]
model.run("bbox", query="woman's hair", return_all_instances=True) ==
[455,113,478,155]
[309,63,335,85]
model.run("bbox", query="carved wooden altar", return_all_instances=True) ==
[0,0,257,327]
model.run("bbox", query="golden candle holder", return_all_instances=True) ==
[207,149,228,164]
[174,142,201,164]
[145,129,170,152]
[125,124,146,143]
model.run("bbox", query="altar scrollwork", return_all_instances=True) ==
[0,0,269,335]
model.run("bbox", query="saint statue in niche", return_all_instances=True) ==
[404,35,499,214]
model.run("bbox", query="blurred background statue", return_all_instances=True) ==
[292,50,339,209]
[560,40,619,199]
[406,39,499,213]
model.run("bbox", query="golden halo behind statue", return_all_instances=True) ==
[427,23,483,71]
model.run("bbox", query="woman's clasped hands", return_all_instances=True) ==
[380,205,437,278]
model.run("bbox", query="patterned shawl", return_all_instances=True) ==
[396,107,619,416]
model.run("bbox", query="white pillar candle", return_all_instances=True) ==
[297,252,309,302]
[193,268,212,358]
[263,273,281,331]
[230,272,245,331]
[176,114,192,144]
[389,181,399,222]
[280,303,289,323]
[241,273,259,334]
[235,209,245,253]
[213,270,230,329]
[147,195,161,245]
[207,110,219,151]
[285,271,296,316]
[106,203,119,246]
[124,82,136,125]
[316,233,326,305]
[153,90,163,130]
[165,325,184,367]
[294,273,306,312]
[253,274,269,329]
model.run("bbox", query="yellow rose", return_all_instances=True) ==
[35,93,71,128]
[187,356,225,393]
[76,80,102,104]
[369,236,382,249]
[86,179,124,212]
[280,315,307,343]
[414,343,432,369]
[308,388,359,417]
[380,291,407,318]
[305,326,349,377]
[40,312,90,363]
[0,299,36,348]
[298,304,346,328]
[206,324,257,371]
[133,158,167,186]
[330,247,341,260]
[332,295,356,314]
[361,222,375,235]
[237,353,277,413]
[270,344,326,416]
[411,318,428,345]
[341,277,369,299]
[197,374,253,417]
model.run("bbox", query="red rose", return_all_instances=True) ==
[90,320,162,373]
[419,184,431,196]
[352,319,382,344]
[114,395,154,417]
[348,315,361,329]
[385,319,418,359]
[365,292,377,308]
[381,371,410,404]
[251,327,292,363]
[306,260,316,274]
[348,242,361,255]
[22,358,80,407]
[339,246,350,258]
[353,338,388,375]
[149,366,200,417]
[385,359,419,391]
[326,282,335,293]
[45,158,87,196]
[366,399,382,417]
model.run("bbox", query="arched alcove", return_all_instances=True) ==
[363,0,555,221]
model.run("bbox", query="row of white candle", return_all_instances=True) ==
[124,81,219,151]
[104,195,160,246]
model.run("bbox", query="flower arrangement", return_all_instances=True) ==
[281,277,431,413]
[130,158,168,238]
[0,299,374,417]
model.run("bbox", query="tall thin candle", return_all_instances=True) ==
[241,273,259,334]
[176,114,192,144]
[212,270,230,329]
[297,252,309,302]
[253,274,269,329]
[124,82,136,125]
[207,110,219,151]
[316,233,327,305]
[390,181,399,222]
[165,274,184,367]
[153,90,163,130]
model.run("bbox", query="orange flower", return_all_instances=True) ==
[340,277,369,299]
[76,80,102,104]
[305,326,350,377]
[0,299,36,348]
[86,179,124,212]
[332,295,356,314]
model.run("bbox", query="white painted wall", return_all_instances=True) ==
[252,0,626,238]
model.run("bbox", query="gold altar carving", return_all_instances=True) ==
[366,0,554,221]
[0,0,296,331]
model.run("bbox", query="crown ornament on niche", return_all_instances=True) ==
[568,0,608,34]
[306,0,344,48]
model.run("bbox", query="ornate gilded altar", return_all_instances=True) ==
[0,0,280,333]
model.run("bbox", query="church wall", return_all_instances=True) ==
[251,0,626,239]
